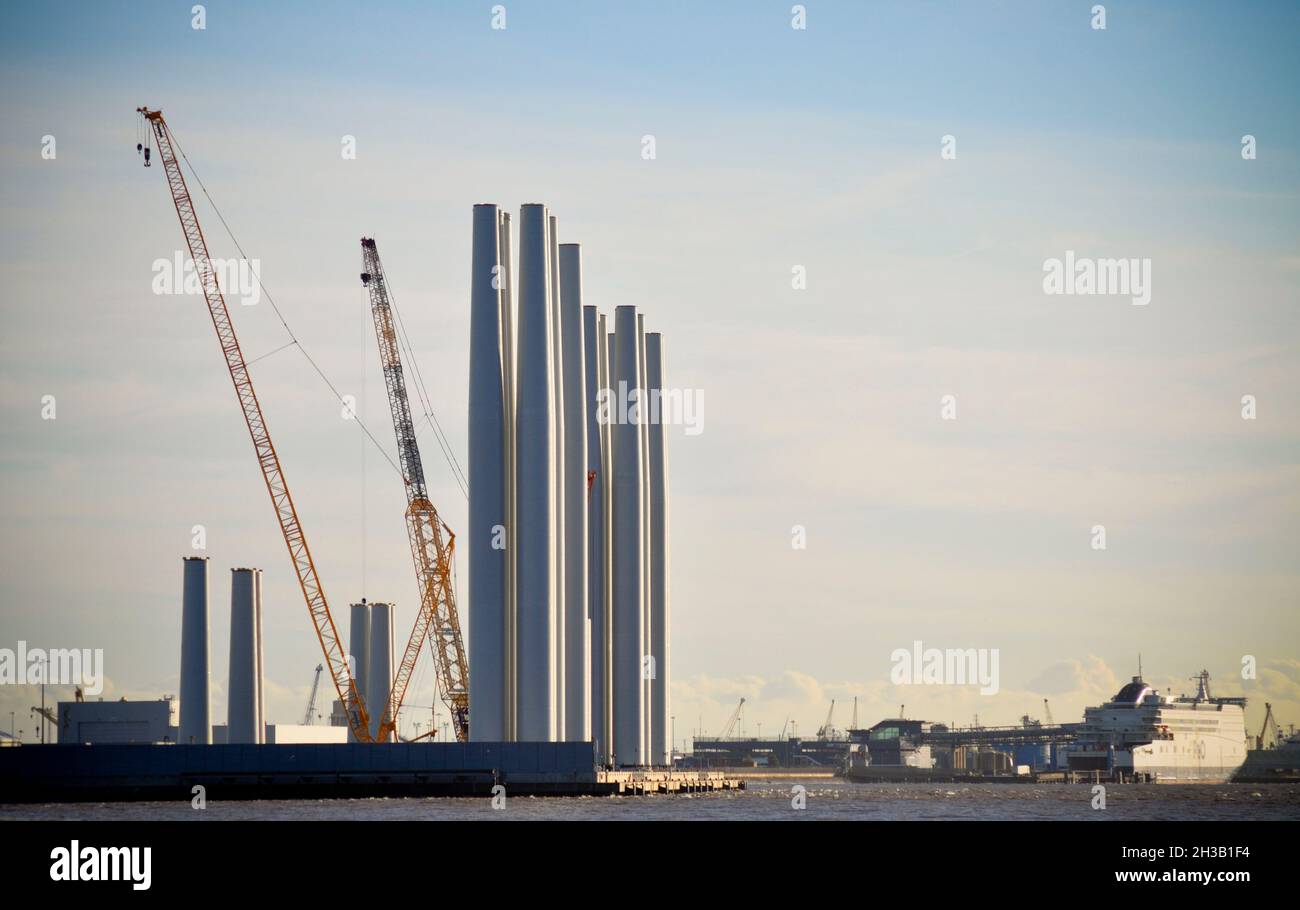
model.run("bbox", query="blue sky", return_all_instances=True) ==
[1,1,1298,743]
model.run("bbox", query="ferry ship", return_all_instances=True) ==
[1067,670,1248,783]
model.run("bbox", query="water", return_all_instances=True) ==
[3,781,1297,821]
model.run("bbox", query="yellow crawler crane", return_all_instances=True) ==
[360,238,469,742]
[137,108,372,742]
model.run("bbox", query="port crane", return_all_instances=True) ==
[1256,703,1279,750]
[360,238,470,742]
[816,700,836,741]
[718,698,745,740]
[136,108,372,742]
[301,664,324,725]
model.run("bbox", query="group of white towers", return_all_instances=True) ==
[467,203,671,767]
[346,600,395,743]
[179,558,396,744]
[178,556,266,745]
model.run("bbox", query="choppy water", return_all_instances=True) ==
[3,780,1298,821]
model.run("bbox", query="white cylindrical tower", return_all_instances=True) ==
[548,213,565,740]
[253,567,265,743]
[515,203,557,741]
[638,314,652,762]
[227,567,259,744]
[559,243,589,741]
[646,333,671,766]
[368,602,395,742]
[348,601,371,743]
[602,318,616,761]
[179,556,211,745]
[498,209,518,741]
[584,306,606,761]
[612,306,645,766]
[468,202,509,742]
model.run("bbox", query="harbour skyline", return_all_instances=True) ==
[1,0,1298,746]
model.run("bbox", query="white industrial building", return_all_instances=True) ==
[57,698,178,745]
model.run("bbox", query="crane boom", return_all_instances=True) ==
[302,664,324,725]
[360,238,470,742]
[719,698,746,740]
[136,108,371,742]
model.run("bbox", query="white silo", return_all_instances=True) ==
[179,556,211,745]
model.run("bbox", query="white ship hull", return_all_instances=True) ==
[1067,672,1248,783]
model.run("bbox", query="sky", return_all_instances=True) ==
[1,1,1297,746]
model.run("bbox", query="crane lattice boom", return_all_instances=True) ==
[137,108,371,742]
[302,664,324,725]
[360,238,470,742]
[719,698,746,740]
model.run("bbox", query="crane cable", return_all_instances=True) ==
[163,122,407,484]
[368,249,469,499]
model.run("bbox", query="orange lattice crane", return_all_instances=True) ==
[136,108,373,742]
[360,238,469,742]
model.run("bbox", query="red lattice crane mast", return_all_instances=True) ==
[360,238,469,742]
[136,108,373,742]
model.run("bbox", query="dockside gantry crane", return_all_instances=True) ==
[136,108,372,742]
[360,238,470,742]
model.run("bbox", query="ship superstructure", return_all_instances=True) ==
[1067,670,1248,782]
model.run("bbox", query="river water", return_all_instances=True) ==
[3,781,1297,821]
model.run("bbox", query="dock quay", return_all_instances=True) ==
[599,770,744,795]
[0,742,741,803]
